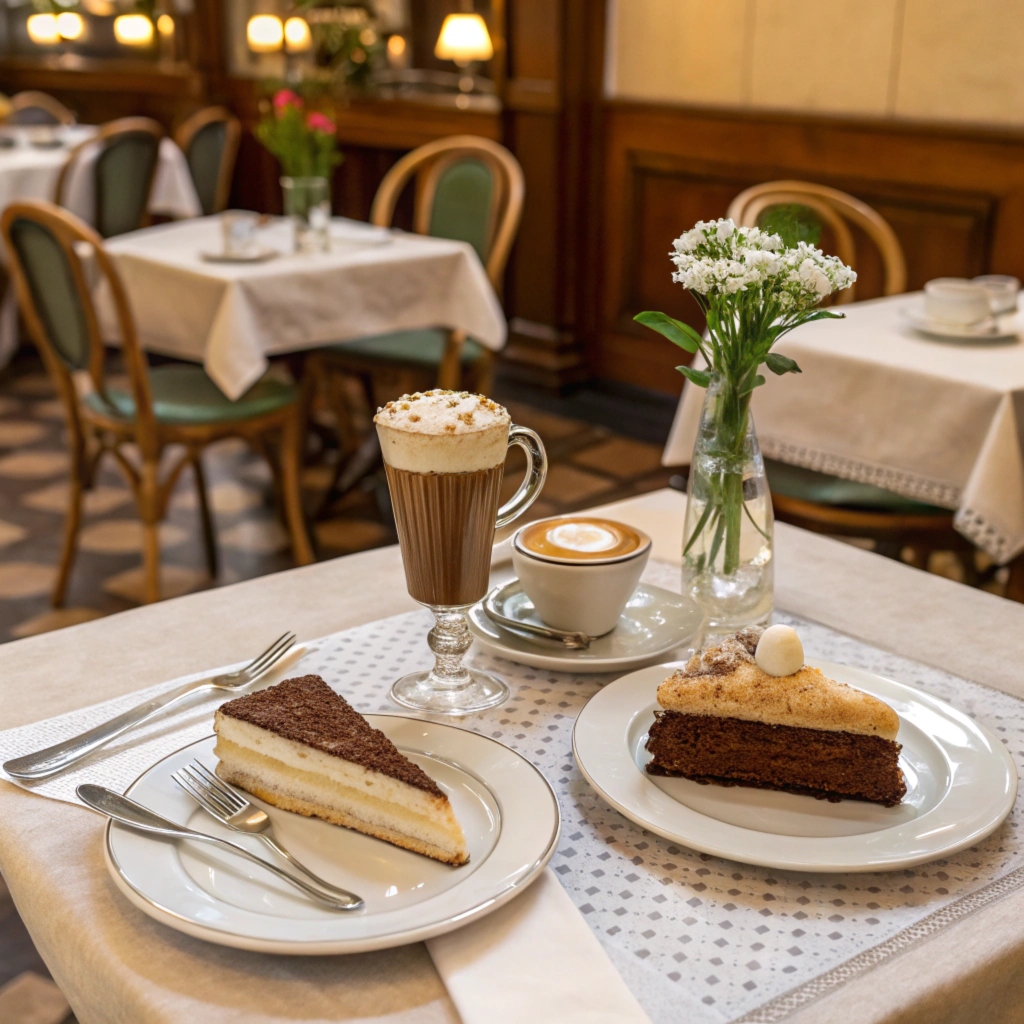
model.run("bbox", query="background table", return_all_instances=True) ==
[1,489,1023,1023]
[98,217,508,399]
[664,293,1024,563]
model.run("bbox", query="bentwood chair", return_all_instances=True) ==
[726,181,967,570]
[55,117,163,238]
[175,107,242,216]
[6,91,75,126]
[309,135,524,494]
[1,200,314,606]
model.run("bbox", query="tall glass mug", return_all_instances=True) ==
[376,392,547,714]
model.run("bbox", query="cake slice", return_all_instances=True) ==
[213,675,468,865]
[645,627,906,806]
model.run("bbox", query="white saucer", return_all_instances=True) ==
[467,580,704,673]
[105,721,559,953]
[200,248,279,264]
[573,660,1016,872]
[902,305,1019,341]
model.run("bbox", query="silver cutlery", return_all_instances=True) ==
[5,632,298,781]
[173,760,361,906]
[77,784,363,911]
[483,587,596,649]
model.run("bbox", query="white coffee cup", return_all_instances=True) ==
[924,278,991,326]
[973,275,1020,316]
[511,517,652,636]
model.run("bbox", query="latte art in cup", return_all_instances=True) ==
[519,517,644,561]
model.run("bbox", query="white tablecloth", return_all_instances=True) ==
[97,216,508,399]
[663,293,1024,562]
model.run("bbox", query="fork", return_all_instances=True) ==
[173,760,362,906]
[4,633,297,780]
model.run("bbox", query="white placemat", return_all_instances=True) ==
[1,561,1022,1023]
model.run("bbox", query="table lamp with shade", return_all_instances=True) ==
[434,12,493,95]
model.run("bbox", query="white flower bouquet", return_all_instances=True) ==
[635,218,856,624]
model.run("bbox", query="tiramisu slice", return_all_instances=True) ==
[645,626,905,806]
[214,675,468,865]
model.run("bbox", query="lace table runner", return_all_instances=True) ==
[1,561,1022,1024]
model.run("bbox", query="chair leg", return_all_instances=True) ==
[139,459,162,604]
[436,330,466,391]
[277,412,315,566]
[190,451,218,579]
[1006,554,1024,603]
[52,473,83,608]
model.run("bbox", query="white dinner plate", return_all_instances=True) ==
[901,305,1019,342]
[467,580,705,673]
[105,719,560,953]
[200,248,279,264]
[573,660,1016,872]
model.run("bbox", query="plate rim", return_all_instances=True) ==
[468,580,704,673]
[572,660,1017,872]
[901,305,1018,340]
[105,716,561,954]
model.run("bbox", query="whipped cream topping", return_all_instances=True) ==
[374,391,511,473]
[754,624,804,677]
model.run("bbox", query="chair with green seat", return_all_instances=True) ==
[55,117,164,238]
[310,134,524,467]
[1,200,314,606]
[175,107,241,216]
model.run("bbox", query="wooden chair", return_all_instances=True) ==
[6,91,75,126]
[725,181,970,572]
[175,106,242,216]
[727,180,907,304]
[0,200,314,606]
[55,117,163,238]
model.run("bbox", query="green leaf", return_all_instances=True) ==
[739,374,766,396]
[676,365,712,388]
[765,352,802,375]
[633,311,702,353]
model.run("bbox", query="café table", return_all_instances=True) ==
[664,291,1024,567]
[0,489,1022,1024]
[96,216,508,400]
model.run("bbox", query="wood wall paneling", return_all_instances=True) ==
[597,102,1024,394]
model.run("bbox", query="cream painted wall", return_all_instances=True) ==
[605,0,1024,127]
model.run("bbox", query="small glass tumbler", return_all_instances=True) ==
[383,424,547,715]
[221,211,259,258]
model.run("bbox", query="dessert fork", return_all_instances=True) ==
[4,632,297,781]
[172,760,361,905]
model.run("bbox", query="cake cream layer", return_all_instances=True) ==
[657,629,900,740]
[214,716,468,866]
[374,390,510,473]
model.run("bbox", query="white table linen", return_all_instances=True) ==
[663,293,1024,562]
[97,217,508,400]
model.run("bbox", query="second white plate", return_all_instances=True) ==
[573,660,1016,872]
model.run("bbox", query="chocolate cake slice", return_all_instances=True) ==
[645,628,906,807]
[214,675,468,865]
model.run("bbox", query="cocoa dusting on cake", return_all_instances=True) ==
[219,675,443,797]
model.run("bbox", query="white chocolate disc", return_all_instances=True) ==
[754,624,804,677]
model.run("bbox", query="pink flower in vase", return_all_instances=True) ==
[273,90,302,113]
[306,112,336,134]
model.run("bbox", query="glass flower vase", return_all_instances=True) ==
[280,175,330,253]
[682,374,774,634]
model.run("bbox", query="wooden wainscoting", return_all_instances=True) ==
[594,101,1024,394]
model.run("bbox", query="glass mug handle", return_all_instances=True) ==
[495,425,547,529]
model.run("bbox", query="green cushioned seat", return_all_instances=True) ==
[84,364,296,426]
[331,328,485,367]
[765,459,948,515]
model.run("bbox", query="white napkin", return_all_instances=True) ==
[427,869,652,1024]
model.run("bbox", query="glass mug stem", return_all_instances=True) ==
[389,422,548,715]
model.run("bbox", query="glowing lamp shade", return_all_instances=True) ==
[26,13,60,45]
[246,14,283,54]
[434,13,493,64]
[283,16,311,53]
[114,13,154,46]
[56,12,84,40]
[157,14,174,36]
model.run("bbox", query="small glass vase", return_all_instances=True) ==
[280,176,330,254]
[682,374,774,634]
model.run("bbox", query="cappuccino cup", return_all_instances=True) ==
[924,278,990,326]
[512,516,651,636]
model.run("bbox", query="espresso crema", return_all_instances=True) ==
[519,517,643,561]
[375,391,510,607]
